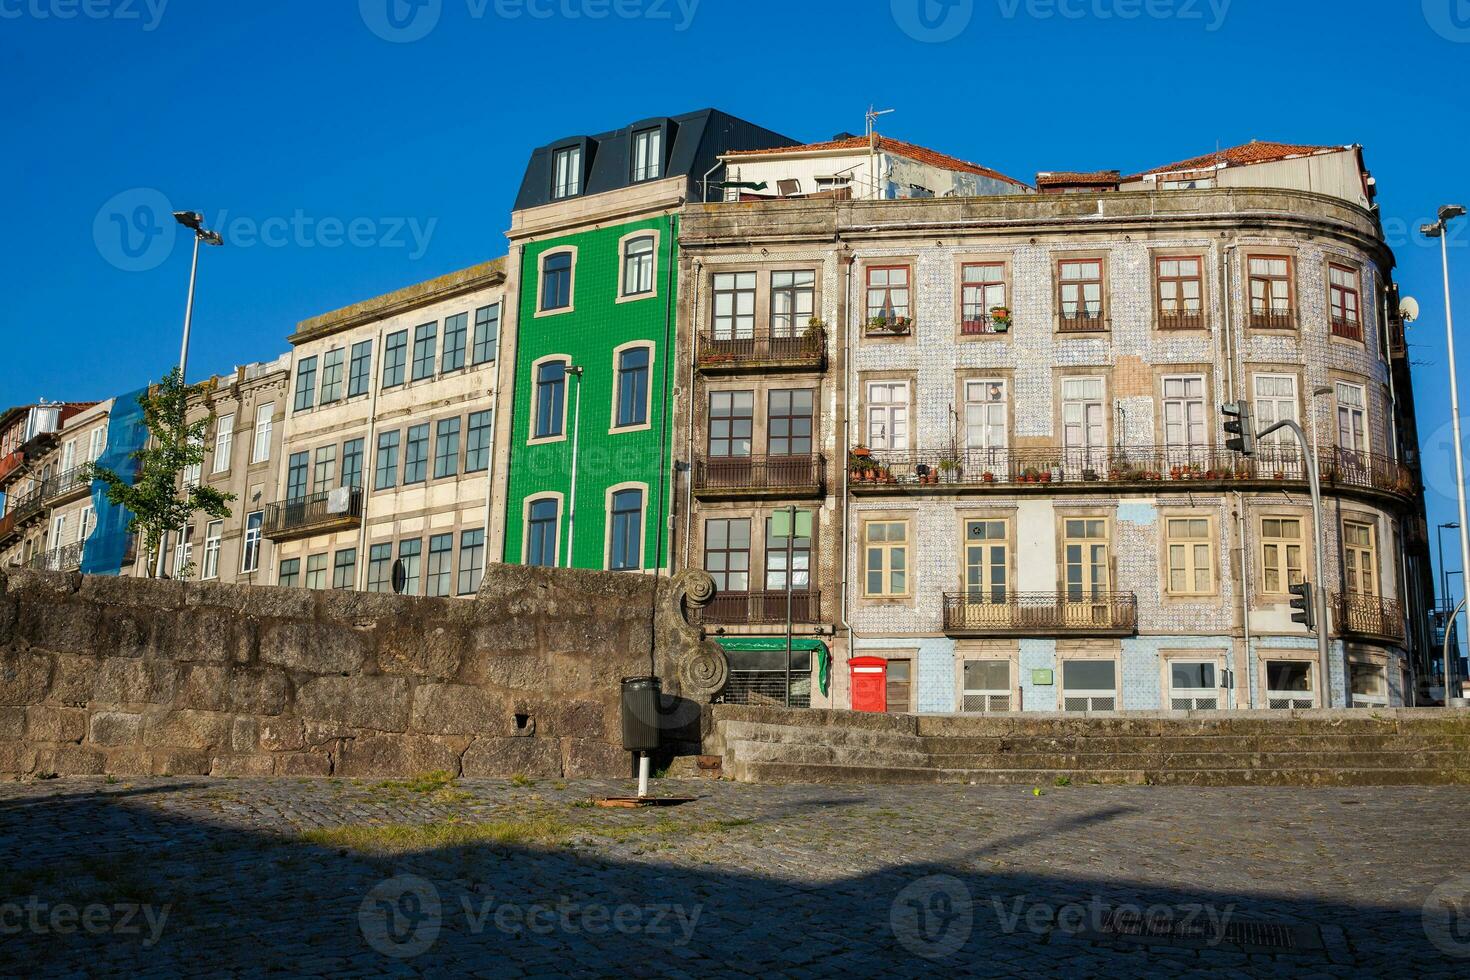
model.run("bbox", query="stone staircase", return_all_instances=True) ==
[705,705,1470,786]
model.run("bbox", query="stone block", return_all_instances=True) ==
[259,719,305,752]
[169,607,249,663]
[337,734,463,777]
[461,650,548,690]
[461,736,563,777]
[78,574,183,611]
[259,622,367,674]
[562,738,629,779]
[537,698,609,740]
[226,669,289,716]
[177,665,229,711]
[17,596,100,655]
[152,749,211,775]
[0,742,36,774]
[0,650,51,705]
[231,716,259,753]
[35,745,104,775]
[143,709,234,750]
[89,711,144,746]
[25,706,85,743]
[275,752,331,776]
[470,618,538,658]
[98,608,151,659]
[376,623,464,679]
[101,748,153,775]
[0,706,24,740]
[93,658,178,705]
[210,754,274,777]
[410,684,514,736]
[295,676,411,730]
[50,655,104,705]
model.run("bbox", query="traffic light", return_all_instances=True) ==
[1289,581,1315,630]
[1222,401,1254,457]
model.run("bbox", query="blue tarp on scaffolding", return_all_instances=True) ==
[80,387,148,576]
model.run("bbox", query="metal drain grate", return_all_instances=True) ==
[1089,909,1325,955]
[1221,920,1301,950]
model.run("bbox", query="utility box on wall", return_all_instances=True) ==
[850,656,888,713]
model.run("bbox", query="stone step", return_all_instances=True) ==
[734,761,1470,787]
[719,720,927,753]
[922,733,1470,754]
[913,713,1433,738]
[924,750,1470,771]
[728,738,929,769]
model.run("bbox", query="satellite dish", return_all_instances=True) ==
[391,559,407,595]
[1400,296,1420,323]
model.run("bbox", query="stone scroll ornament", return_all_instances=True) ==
[669,569,729,700]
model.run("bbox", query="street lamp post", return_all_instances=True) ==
[1438,522,1461,617]
[1424,205,1468,703]
[154,210,223,578]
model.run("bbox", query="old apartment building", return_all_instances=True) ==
[270,260,507,596]
[0,401,100,571]
[676,138,1431,713]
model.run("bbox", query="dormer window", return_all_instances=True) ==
[631,128,662,182]
[552,145,582,199]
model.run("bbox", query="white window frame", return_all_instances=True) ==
[88,427,106,462]
[1162,375,1207,449]
[1335,381,1368,455]
[251,403,274,464]
[202,519,223,580]
[963,379,1008,453]
[866,381,909,451]
[862,519,910,598]
[241,511,263,573]
[631,127,662,182]
[552,144,582,199]
[1061,377,1106,463]
[213,413,234,475]
[77,505,93,544]
[1264,658,1316,709]
[60,439,76,474]
[1167,658,1221,710]
[960,658,1012,713]
[1061,659,1117,712]
[1252,374,1299,450]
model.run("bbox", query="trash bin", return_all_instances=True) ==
[620,676,661,752]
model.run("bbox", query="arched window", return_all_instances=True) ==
[608,487,644,571]
[541,251,573,311]
[622,235,655,296]
[533,359,568,439]
[527,497,560,567]
[614,345,651,429]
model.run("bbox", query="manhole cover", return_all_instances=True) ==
[1083,909,1325,955]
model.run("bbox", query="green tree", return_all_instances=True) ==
[89,368,234,577]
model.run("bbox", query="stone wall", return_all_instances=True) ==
[0,565,727,778]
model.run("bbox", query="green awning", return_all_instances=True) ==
[715,638,830,696]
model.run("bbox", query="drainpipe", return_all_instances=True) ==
[839,247,857,653]
[564,366,584,569]
[1220,240,1252,708]
[654,212,678,574]
[480,305,503,573]
[682,258,702,570]
[354,326,387,591]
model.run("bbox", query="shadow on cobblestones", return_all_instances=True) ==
[3,778,1468,977]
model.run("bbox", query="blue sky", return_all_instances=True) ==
[3,0,1470,590]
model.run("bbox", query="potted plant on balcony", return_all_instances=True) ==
[989,306,1012,332]
[938,455,962,483]
[868,314,913,336]
[981,470,996,484]
[1020,466,1041,484]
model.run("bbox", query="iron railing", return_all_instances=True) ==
[42,465,91,502]
[25,540,84,573]
[960,313,1010,336]
[1331,315,1364,342]
[943,591,1137,637]
[863,316,913,337]
[849,445,1415,501]
[715,672,812,708]
[1158,310,1206,331]
[262,487,363,540]
[697,589,822,626]
[696,328,825,370]
[1386,316,1407,359]
[1058,311,1107,332]
[692,454,825,496]
[1334,592,1406,642]
[1249,308,1296,330]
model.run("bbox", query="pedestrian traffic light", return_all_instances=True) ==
[1223,401,1254,457]
[1289,581,1314,630]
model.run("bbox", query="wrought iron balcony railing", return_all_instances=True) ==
[1330,315,1364,342]
[25,540,84,573]
[1058,310,1107,332]
[696,589,822,626]
[864,315,913,337]
[1334,592,1406,643]
[262,487,363,541]
[1386,316,1407,359]
[849,445,1415,503]
[1157,310,1206,331]
[43,465,92,503]
[943,591,1138,637]
[1249,307,1296,330]
[696,328,826,371]
[692,453,825,497]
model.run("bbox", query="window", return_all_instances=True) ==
[286,452,309,501]
[1343,520,1377,596]
[88,427,106,462]
[552,144,581,199]
[320,348,345,403]
[533,359,568,439]
[963,519,1008,603]
[615,346,651,428]
[441,313,467,372]
[1253,375,1298,450]
[1162,376,1206,449]
[241,511,263,573]
[398,538,422,595]
[1169,661,1219,710]
[332,548,357,590]
[77,506,94,544]
[458,528,485,595]
[1062,660,1116,712]
[411,322,437,381]
[1058,259,1104,328]
[1259,517,1304,595]
[1248,256,1294,327]
[712,272,756,340]
[765,510,812,591]
[622,236,655,297]
[465,411,492,472]
[293,356,317,411]
[61,438,76,474]
[708,390,753,457]
[202,520,222,580]
[865,266,910,322]
[348,340,373,397]
[212,414,234,475]
[1336,382,1367,454]
[375,430,400,490]
[341,438,364,489]
[768,389,813,456]
[403,424,429,484]
[383,330,408,388]
[1166,518,1213,595]
[631,127,662,182]
[367,544,393,592]
[866,381,909,451]
[962,660,1011,713]
[312,445,336,495]
[173,525,194,577]
[434,418,461,479]
[527,498,559,567]
[704,518,750,593]
[961,263,1006,334]
[608,488,644,571]
[1156,257,1203,328]
[963,380,1007,452]
[864,520,909,597]
[1266,660,1314,709]
[1062,378,1105,461]
[1350,662,1388,708]
[1063,518,1110,601]
[278,558,300,588]
[771,270,815,338]
[305,553,328,590]
[251,403,274,463]
[1329,264,1362,340]
[182,434,203,488]
[472,304,500,365]
[541,252,572,311]
[426,533,453,597]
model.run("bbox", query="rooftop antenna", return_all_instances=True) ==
[866,106,894,200]
[865,105,895,148]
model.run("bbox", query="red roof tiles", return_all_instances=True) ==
[1127,141,1349,180]
[1036,170,1121,188]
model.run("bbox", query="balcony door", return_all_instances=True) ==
[1162,375,1207,471]
[1253,374,1300,473]
[704,518,751,621]
[768,389,814,487]
[1061,377,1105,473]
[1335,382,1368,474]
[707,390,754,487]
[763,510,812,621]
[1063,518,1111,625]
[963,380,1008,471]
[960,519,1008,629]
[867,382,909,452]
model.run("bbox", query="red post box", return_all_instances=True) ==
[849,656,888,713]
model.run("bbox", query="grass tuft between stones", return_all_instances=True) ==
[297,812,756,855]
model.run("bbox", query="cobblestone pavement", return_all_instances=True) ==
[3,776,1469,977]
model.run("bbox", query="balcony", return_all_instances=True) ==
[1335,592,1406,644]
[262,487,363,542]
[864,315,913,338]
[1387,316,1407,359]
[0,484,47,545]
[696,327,826,373]
[1249,307,1296,330]
[25,540,84,573]
[1158,310,1206,331]
[0,449,23,485]
[43,465,92,505]
[697,589,823,626]
[960,312,1011,336]
[692,454,825,499]
[1058,310,1107,333]
[943,592,1138,638]
[849,445,1416,505]
[1331,315,1364,342]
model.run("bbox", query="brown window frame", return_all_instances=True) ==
[960,262,1007,335]
[865,265,912,325]
[1247,254,1296,330]
[1155,255,1205,330]
[767,388,814,457]
[707,389,755,458]
[704,517,751,595]
[1057,258,1105,332]
[1329,263,1363,342]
